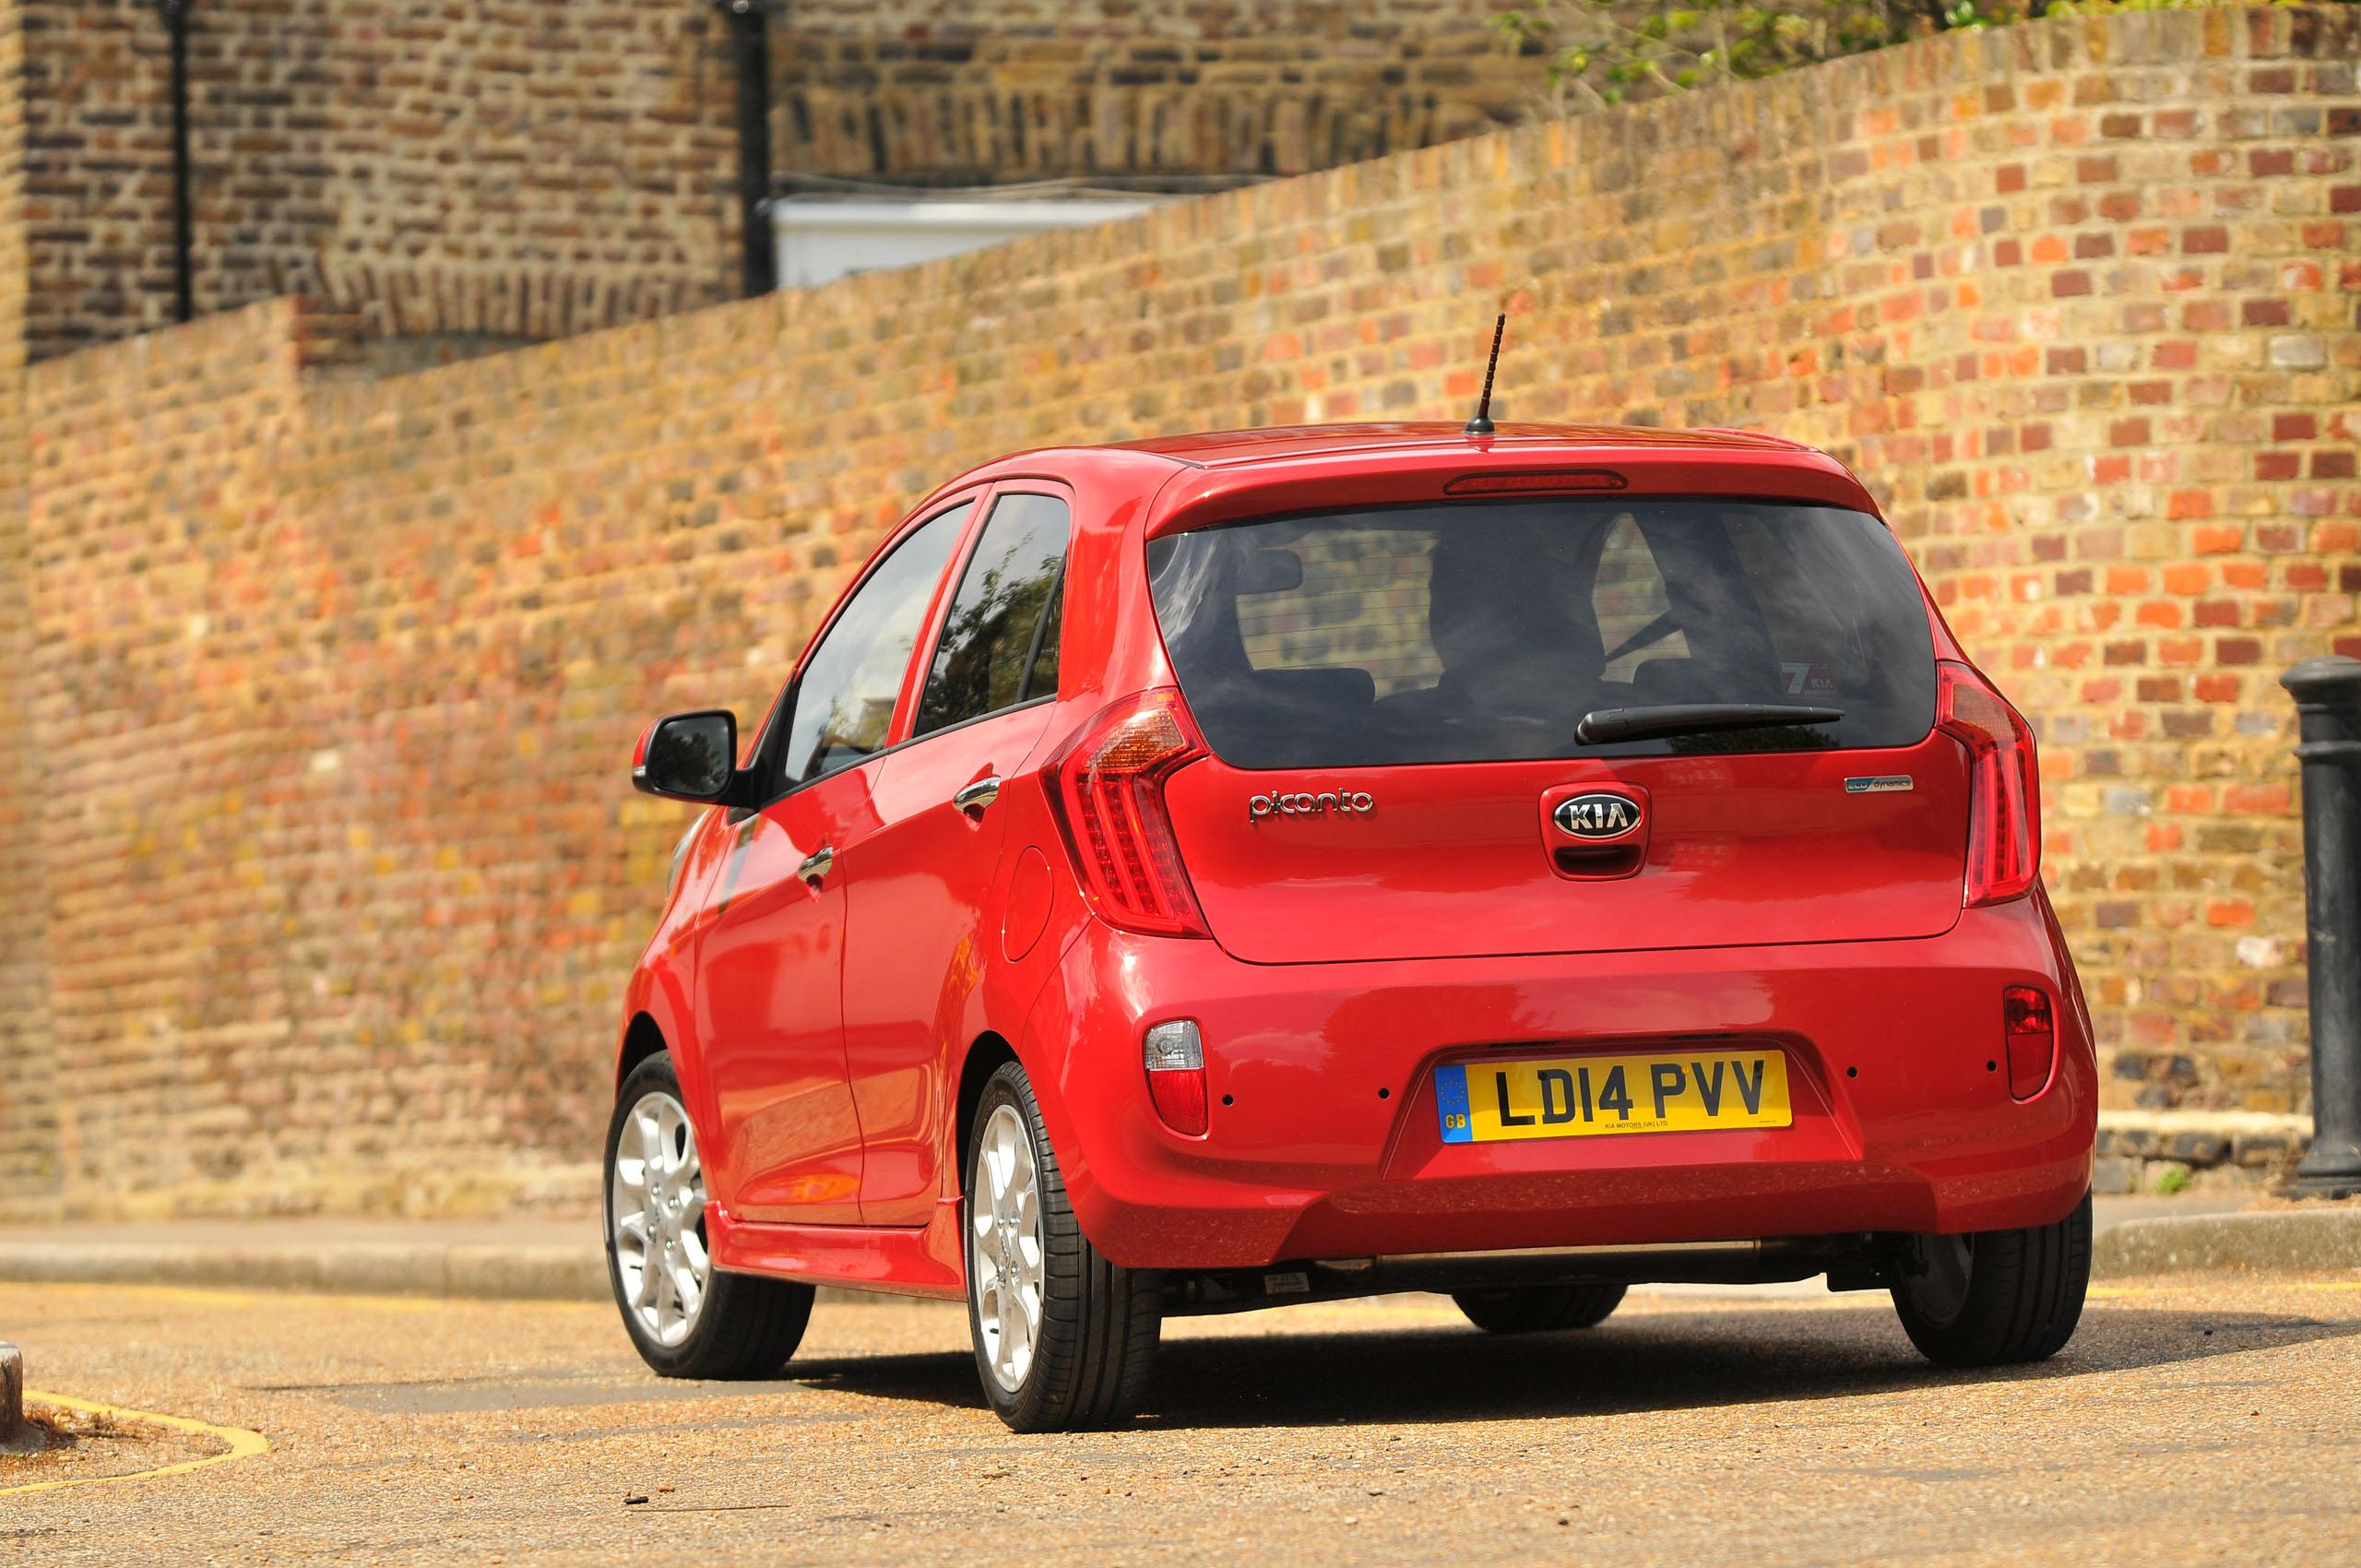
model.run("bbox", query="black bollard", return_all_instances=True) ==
[0,1340,24,1452]
[2282,656,2361,1198]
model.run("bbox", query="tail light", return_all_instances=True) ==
[1143,1019,1209,1135]
[2002,985,2055,1100]
[1938,661,2040,907]
[1043,689,1211,938]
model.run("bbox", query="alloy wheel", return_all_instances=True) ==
[611,1089,710,1348]
[970,1102,1046,1391]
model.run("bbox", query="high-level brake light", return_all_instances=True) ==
[1938,661,2041,907]
[1042,688,1211,938]
[1442,469,1627,495]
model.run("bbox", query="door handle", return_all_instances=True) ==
[796,844,834,888]
[952,775,1003,817]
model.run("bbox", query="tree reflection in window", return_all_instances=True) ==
[915,493,1072,737]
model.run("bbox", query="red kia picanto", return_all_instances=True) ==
[610,422,2095,1431]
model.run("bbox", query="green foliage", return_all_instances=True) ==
[1492,0,2336,114]
[1491,0,1977,113]
[2045,0,2335,14]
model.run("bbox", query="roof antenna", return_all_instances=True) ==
[1463,313,1506,437]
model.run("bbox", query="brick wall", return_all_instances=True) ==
[0,0,53,1196]
[18,0,744,362]
[777,0,1508,24]
[3,7,2354,1218]
[771,0,1535,184]
[13,0,1550,365]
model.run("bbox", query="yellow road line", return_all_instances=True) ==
[0,1281,430,1313]
[0,1392,267,1498]
[0,1280,600,1315]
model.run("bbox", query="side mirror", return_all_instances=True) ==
[634,710,740,802]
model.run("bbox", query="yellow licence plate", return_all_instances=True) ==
[1436,1051,1792,1143]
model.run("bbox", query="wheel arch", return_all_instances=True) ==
[953,1031,1021,1194]
[618,1011,669,1094]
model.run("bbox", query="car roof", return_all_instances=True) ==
[1098,422,1815,469]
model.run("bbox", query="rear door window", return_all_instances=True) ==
[1146,499,1936,769]
[913,493,1071,736]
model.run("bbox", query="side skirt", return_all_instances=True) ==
[708,1197,967,1301]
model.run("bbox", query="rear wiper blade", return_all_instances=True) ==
[1576,703,1845,744]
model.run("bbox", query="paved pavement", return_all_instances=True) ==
[5,1271,2358,1564]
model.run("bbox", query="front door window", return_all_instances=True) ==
[778,501,972,788]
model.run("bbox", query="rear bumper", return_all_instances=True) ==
[1019,894,2095,1271]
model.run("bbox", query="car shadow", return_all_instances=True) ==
[779,1301,2361,1430]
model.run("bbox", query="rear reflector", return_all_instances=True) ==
[1043,689,1211,938]
[1938,661,2040,907]
[2002,986,2056,1100]
[1443,469,1627,495]
[1144,1019,1209,1135]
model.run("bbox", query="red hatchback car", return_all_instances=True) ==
[611,422,2095,1431]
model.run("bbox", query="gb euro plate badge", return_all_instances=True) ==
[1436,1051,1793,1143]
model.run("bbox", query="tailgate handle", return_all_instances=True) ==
[796,844,834,888]
[1554,844,1646,880]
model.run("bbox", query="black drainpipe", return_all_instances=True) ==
[153,0,195,323]
[709,0,777,298]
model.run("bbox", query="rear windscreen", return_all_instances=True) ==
[1145,500,1938,768]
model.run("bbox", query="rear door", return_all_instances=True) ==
[1147,497,1969,965]
[844,488,1072,1225]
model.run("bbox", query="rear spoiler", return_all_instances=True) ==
[1143,445,1883,540]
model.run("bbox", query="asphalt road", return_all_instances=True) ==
[5,1275,2358,1565]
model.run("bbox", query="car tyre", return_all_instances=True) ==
[606,1051,814,1379]
[1452,1284,1627,1334]
[966,1060,1162,1432]
[1890,1190,2091,1367]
